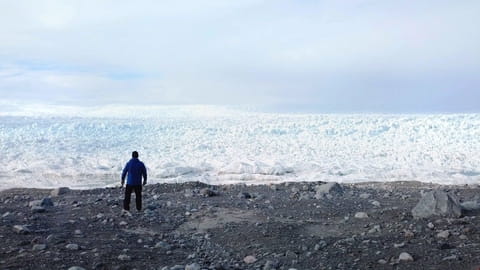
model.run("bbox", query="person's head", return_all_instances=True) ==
[132,151,139,158]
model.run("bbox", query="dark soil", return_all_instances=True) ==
[1,181,480,270]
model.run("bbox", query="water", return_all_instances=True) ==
[0,105,479,190]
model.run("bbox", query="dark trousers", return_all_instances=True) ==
[124,184,142,211]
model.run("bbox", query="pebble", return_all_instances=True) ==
[394,242,405,248]
[436,230,450,239]
[66,244,79,250]
[13,225,30,234]
[51,187,70,196]
[371,200,381,207]
[263,260,278,270]
[243,255,257,264]
[442,255,458,261]
[118,254,131,261]
[377,259,387,265]
[359,193,371,199]
[31,206,46,213]
[119,221,128,226]
[68,267,86,270]
[32,244,47,251]
[185,263,201,270]
[399,252,414,262]
[155,241,172,250]
[354,212,369,219]
[427,222,435,229]
[199,188,216,197]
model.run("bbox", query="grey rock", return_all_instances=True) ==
[29,197,54,208]
[359,193,371,199]
[185,263,201,270]
[314,240,328,250]
[170,265,184,270]
[32,244,47,251]
[399,252,414,262]
[13,225,30,234]
[442,255,458,261]
[118,254,131,261]
[199,188,216,197]
[238,192,251,199]
[411,190,462,219]
[354,212,369,219]
[66,243,79,250]
[155,241,172,250]
[263,260,279,270]
[68,267,86,270]
[314,182,343,198]
[436,230,450,239]
[51,187,70,196]
[31,206,46,213]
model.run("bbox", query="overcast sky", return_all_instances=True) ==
[0,0,479,112]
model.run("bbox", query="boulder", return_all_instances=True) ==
[314,182,343,198]
[51,187,70,196]
[199,188,217,197]
[13,225,30,234]
[29,197,54,208]
[411,190,462,219]
[185,263,201,270]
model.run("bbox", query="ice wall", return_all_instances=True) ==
[0,106,479,189]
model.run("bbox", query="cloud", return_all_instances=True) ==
[0,0,479,111]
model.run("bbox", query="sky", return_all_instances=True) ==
[0,0,479,113]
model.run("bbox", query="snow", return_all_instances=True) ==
[0,105,479,189]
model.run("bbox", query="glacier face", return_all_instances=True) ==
[0,107,479,189]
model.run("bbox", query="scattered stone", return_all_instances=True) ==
[32,244,47,251]
[118,254,131,261]
[155,241,172,250]
[442,255,458,261]
[68,267,86,270]
[399,252,414,262]
[31,206,46,213]
[394,242,405,248]
[199,188,216,197]
[427,222,435,229]
[411,190,462,219]
[119,221,128,226]
[404,230,415,238]
[377,259,387,265]
[314,182,343,198]
[13,225,30,234]
[170,265,184,270]
[314,241,328,251]
[354,212,369,219]
[359,193,371,199]
[243,255,257,264]
[263,260,279,270]
[436,230,450,239]
[29,197,54,208]
[185,263,201,270]
[238,192,252,199]
[66,244,80,250]
[51,187,70,196]
[370,200,381,207]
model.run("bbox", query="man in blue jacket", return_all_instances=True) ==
[121,151,147,211]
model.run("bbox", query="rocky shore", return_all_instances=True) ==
[1,181,480,270]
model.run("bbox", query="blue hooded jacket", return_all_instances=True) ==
[122,158,147,186]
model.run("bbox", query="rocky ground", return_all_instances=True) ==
[1,181,480,270]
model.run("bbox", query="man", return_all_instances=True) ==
[121,151,147,211]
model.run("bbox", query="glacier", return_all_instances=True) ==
[0,105,479,190]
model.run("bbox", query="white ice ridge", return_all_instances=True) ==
[0,105,479,190]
